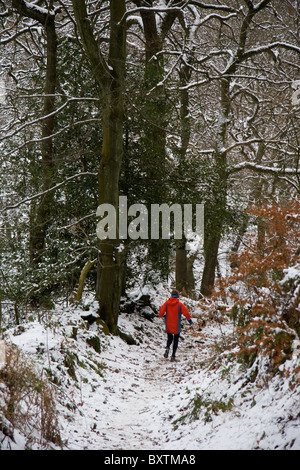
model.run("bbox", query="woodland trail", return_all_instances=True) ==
[95,325,208,450]
[5,302,299,451]
[57,308,212,451]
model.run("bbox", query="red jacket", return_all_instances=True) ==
[159,297,191,335]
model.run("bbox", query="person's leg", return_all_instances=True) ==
[171,334,179,358]
[164,333,173,357]
[166,333,173,348]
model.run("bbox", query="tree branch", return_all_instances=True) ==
[188,1,237,13]
[12,0,55,25]
[71,0,113,91]
[242,41,300,61]
[229,161,300,175]
[1,172,97,212]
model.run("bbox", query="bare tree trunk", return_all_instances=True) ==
[30,18,57,266]
[12,1,57,268]
[200,1,272,296]
[201,77,229,296]
[72,0,126,334]
[132,3,182,276]
[97,80,125,333]
[76,258,97,303]
[175,58,193,295]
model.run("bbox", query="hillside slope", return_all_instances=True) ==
[1,288,299,450]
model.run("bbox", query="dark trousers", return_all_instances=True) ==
[166,333,179,357]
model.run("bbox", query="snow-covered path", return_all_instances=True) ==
[3,299,299,451]
[87,333,198,449]
[57,310,300,451]
[58,317,203,450]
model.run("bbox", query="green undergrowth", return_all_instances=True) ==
[172,392,234,428]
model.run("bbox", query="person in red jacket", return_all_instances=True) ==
[159,289,193,361]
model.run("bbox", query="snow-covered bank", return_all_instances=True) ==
[0,288,299,450]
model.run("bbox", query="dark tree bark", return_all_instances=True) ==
[72,0,126,334]
[200,0,272,296]
[12,1,58,268]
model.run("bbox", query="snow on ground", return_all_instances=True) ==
[1,286,299,451]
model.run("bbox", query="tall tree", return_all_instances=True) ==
[71,0,126,334]
[199,0,300,295]
[129,1,176,275]
[12,0,58,271]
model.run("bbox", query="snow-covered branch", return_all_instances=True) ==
[118,3,189,26]
[1,172,97,213]
[0,97,99,143]
[242,42,300,62]
[12,0,56,25]
[229,161,300,176]
[0,26,41,45]
[2,117,101,160]
[188,1,237,13]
